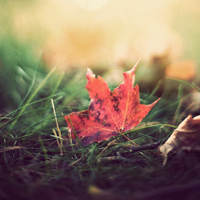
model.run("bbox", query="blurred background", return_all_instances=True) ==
[0,0,200,109]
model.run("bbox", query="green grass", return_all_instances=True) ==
[1,37,200,200]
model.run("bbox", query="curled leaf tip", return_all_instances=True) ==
[86,68,95,78]
[132,58,141,71]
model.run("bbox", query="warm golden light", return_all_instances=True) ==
[74,0,109,10]
[2,0,199,74]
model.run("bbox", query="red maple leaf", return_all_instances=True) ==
[65,62,160,146]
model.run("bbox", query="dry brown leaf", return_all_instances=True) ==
[159,115,200,165]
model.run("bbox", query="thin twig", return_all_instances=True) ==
[97,156,130,163]
[97,156,146,165]
[130,140,164,153]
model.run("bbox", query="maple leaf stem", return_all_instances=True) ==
[121,132,139,146]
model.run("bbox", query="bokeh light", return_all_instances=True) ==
[0,0,200,75]
[74,0,109,10]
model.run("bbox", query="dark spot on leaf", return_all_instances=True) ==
[95,111,101,122]
[111,96,118,102]
[77,111,89,124]
[113,103,119,112]
[89,103,95,111]
[94,99,105,111]
[95,99,103,105]
[78,113,89,120]
[103,121,111,127]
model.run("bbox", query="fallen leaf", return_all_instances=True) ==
[65,61,160,146]
[159,115,200,165]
